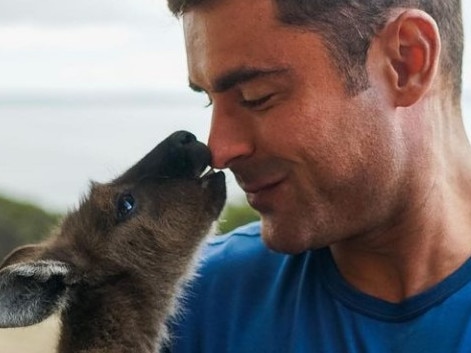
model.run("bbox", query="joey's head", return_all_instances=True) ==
[0,131,226,328]
[58,130,226,282]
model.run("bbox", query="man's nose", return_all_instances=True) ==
[207,104,254,169]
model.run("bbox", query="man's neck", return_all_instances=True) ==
[330,175,471,303]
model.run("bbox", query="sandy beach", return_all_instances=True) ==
[0,316,59,353]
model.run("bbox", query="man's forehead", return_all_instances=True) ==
[182,0,277,33]
[182,0,288,87]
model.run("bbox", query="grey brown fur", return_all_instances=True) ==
[0,131,226,353]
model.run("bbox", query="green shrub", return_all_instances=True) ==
[218,199,260,234]
[0,195,61,259]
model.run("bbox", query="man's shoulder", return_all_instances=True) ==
[206,221,264,255]
[196,221,290,283]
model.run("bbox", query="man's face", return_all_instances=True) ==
[183,0,408,253]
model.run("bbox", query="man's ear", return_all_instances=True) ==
[378,9,441,107]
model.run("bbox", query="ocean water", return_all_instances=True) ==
[0,91,244,212]
[1,90,470,212]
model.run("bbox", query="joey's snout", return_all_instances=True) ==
[117,131,213,182]
[162,131,212,178]
[165,131,227,216]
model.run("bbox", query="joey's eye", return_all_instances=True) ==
[117,194,136,221]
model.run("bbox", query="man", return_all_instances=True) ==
[165,0,471,351]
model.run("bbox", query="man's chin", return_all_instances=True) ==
[259,213,341,254]
[259,218,314,255]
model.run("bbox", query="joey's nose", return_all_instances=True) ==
[171,130,197,145]
[160,131,211,178]
[117,131,212,183]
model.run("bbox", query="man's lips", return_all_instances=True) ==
[237,175,287,211]
[231,160,291,208]
[240,178,284,194]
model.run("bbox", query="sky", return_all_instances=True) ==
[0,0,188,94]
[0,1,470,212]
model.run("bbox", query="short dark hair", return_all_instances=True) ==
[168,0,463,100]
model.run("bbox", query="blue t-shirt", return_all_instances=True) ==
[166,222,471,352]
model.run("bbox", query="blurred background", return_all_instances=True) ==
[0,1,470,351]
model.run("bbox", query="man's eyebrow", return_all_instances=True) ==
[188,67,289,94]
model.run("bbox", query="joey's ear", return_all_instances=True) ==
[1,244,45,269]
[376,9,441,107]
[0,260,73,328]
